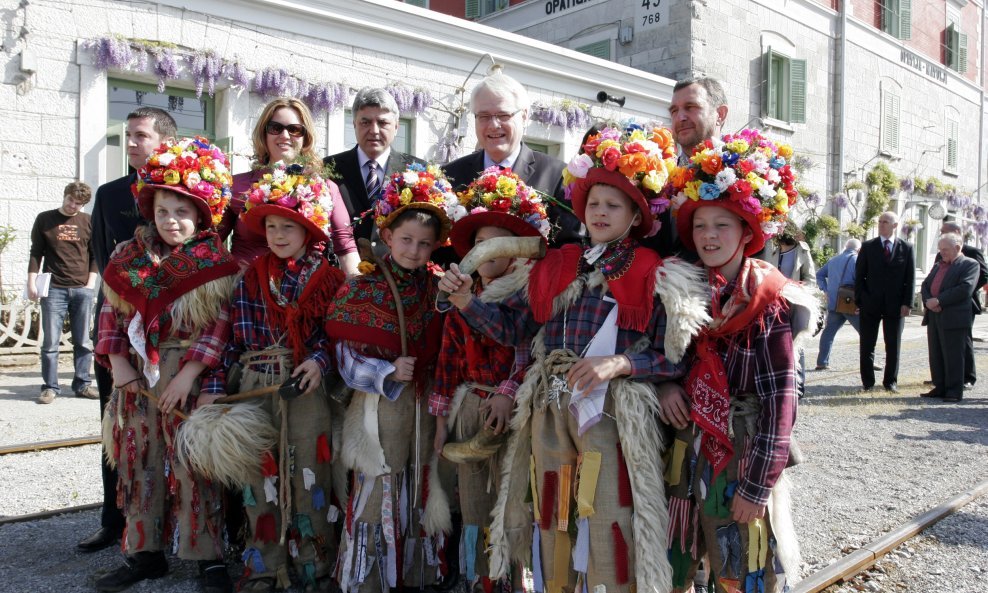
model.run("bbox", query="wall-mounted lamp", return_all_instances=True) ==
[596,91,626,107]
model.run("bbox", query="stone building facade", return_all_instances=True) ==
[0,0,678,292]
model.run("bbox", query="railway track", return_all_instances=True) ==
[0,435,101,456]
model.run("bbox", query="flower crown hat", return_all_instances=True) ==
[563,125,678,239]
[374,163,458,244]
[133,136,233,229]
[448,166,551,258]
[242,161,334,244]
[672,128,798,257]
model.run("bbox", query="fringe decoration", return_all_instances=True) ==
[557,464,572,532]
[616,443,633,507]
[242,547,266,574]
[261,450,278,477]
[276,565,291,590]
[312,486,326,511]
[667,496,691,555]
[136,520,146,550]
[255,513,277,543]
[611,522,629,585]
[296,514,315,538]
[540,471,558,532]
[317,433,332,463]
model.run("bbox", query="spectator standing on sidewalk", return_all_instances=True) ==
[815,239,862,370]
[935,221,987,388]
[27,181,98,404]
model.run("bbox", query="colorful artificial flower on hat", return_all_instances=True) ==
[563,124,679,216]
[134,136,233,227]
[373,163,459,243]
[243,161,333,235]
[455,166,551,236]
[668,128,798,240]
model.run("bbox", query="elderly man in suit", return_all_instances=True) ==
[855,211,915,392]
[324,87,424,242]
[937,221,988,388]
[921,233,980,402]
[442,68,580,248]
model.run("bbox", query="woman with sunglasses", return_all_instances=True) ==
[222,98,360,275]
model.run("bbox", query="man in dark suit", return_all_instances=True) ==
[937,221,988,387]
[651,76,729,259]
[324,87,424,242]
[78,107,176,552]
[855,211,915,392]
[442,68,580,249]
[921,233,980,401]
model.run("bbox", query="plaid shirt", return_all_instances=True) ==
[718,297,796,506]
[222,266,333,383]
[461,276,683,381]
[429,304,526,417]
[95,300,231,394]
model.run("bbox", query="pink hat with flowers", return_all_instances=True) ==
[448,166,551,258]
[243,161,335,244]
[671,128,798,257]
[373,163,459,244]
[563,125,678,239]
[133,136,233,229]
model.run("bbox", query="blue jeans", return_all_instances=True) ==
[40,286,95,394]
[816,309,861,367]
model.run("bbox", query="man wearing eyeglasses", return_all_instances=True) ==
[442,69,580,249]
[324,87,424,242]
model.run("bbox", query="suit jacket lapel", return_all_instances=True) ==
[341,147,370,211]
[513,144,536,183]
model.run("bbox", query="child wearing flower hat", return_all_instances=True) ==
[324,163,459,593]
[430,166,551,592]
[95,137,240,593]
[440,127,710,593]
[658,129,819,593]
[212,162,347,593]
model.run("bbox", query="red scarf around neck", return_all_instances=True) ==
[686,258,789,476]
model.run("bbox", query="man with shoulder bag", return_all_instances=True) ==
[816,239,862,370]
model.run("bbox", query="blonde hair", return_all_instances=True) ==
[251,98,317,165]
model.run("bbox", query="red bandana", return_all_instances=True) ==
[244,249,345,367]
[102,226,239,364]
[686,258,788,476]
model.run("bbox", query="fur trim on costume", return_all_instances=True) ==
[446,383,471,433]
[174,402,279,487]
[102,274,235,336]
[612,378,673,593]
[422,452,452,536]
[341,390,390,477]
[101,394,118,468]
[782,282,823,352]
[767,472,801,590]
[652,258,711,364]
[101,283,134,316]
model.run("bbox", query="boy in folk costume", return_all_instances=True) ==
[324,164,459,593]
[440,126,710,593]
[431,167,551,592]
[95,137,239,593]
[218,162,346,593]
[658,130,819,593]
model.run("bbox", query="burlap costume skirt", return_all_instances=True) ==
[234,348,337,590]
[336,384,449,593]
[664,396,799,593]
[102,341,223,560]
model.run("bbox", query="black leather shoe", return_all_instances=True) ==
[95,552,168,592]
[884,383,898,393]
[943,395,963,402]
[861,386,874,392]
[920,390,943,398]
[198,560,233,593]
[77,527,122,553]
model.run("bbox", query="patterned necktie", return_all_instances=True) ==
[884,239,892,260]
[365,161,381,199]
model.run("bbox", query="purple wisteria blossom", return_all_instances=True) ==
[187,51,225,97]
[899,177,914,192]
[153,49,181,93]
[89,37,133,70]
[229,61,251,89]
[833,193,850,209]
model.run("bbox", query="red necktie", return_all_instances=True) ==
[884,239,892,260]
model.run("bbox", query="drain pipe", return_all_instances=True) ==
[836,0,848,217]
[978,3,985,205]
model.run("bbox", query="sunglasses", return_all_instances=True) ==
[265,121,307,138]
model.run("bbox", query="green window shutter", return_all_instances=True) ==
[946,25,957,69]
[762,47,774,118]
[405,0,427,6]
[882,91,900,154]
[899,0,911,39]
[882,0,900,37]
[576,40,611,60]
[465,0,480,18]
[959,32,968,73]
[790,59,806,124]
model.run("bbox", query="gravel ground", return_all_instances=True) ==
[1,317,987,592]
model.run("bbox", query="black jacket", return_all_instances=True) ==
[855,236,916,316]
